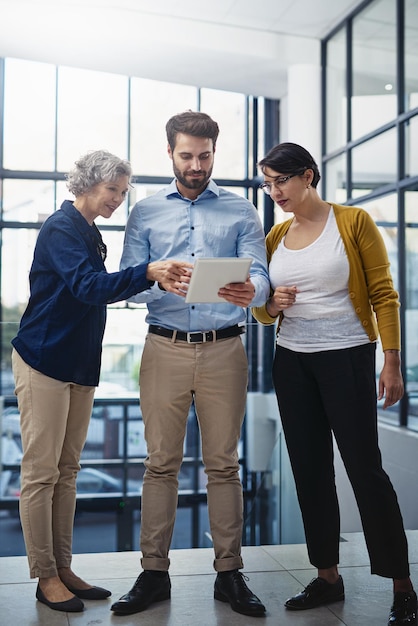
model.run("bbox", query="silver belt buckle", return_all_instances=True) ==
[186,331,207,343]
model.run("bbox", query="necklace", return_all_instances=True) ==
[92,223,107,261]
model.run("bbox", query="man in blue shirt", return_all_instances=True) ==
[111,111,270,618]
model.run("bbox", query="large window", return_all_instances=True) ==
[0,56,274,552]
[405,0,418,112]
[3,59,56,171]
[351,0,397,142]
[0,60,265,387]
[325,27,346,154]
[57,67,130,172]
[323,0,418,429]
[130,78,197,177]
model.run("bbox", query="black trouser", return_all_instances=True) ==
[273,342,410,579]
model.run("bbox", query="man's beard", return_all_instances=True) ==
[173,163,212,190]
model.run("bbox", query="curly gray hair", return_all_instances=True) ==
[66,150,132,197]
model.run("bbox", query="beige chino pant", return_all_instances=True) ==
[139,332,248,573]
[12,349,95,578]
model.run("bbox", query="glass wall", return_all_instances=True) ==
[351,0,397,141]
[323,0,418,429]
[325,27,347,155]
[0,58,265,389]
[2,0,417,556]
[3,59,56,172]
[0,56,273,553]
[130,78,198,177]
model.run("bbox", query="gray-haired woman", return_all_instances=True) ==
[11,150,191,613]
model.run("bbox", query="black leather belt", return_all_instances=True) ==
[148,324,245,343]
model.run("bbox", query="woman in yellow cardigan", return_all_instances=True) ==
[252,142,416,626]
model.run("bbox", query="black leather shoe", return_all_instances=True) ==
[36,584,84,612]
[65,584,111,600]
[110,571,171,615]
[388,590,417,625]
[285,576,345,610]
[214,570,266,617]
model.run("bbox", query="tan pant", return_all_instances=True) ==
[139,332,248,572]
[12,349,95,578]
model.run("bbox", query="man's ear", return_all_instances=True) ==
[167,143,173,159]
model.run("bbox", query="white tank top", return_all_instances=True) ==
[269,207,371,352]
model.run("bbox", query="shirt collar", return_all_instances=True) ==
[164,178,220,200]
[61,199,95,234]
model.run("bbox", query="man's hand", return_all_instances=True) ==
[146,261,193,296]
[217,277,255,307]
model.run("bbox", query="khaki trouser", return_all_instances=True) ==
[139,332,248,572]
[12,349,95,578]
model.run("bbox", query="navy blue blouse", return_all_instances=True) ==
[12,200,151,386]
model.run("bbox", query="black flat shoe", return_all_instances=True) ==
[285,575,345,610]
[214,570,266,617]
[110,571,171,615]
[388,590,417,625]
[65,584,111,600]
[36,584,84,612]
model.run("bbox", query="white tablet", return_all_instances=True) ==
[185,257,253,304]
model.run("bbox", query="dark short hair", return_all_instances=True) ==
[258,142,321,188]
[166,111,220,151]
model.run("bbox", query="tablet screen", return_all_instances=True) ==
[185,257,252,304]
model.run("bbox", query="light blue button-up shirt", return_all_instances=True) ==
[120,179,270,332]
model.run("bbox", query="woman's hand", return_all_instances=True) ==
[378,350,404,408]
[266,285,298,317]
[146,261,193,295]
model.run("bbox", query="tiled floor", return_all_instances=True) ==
[0,531,417,625]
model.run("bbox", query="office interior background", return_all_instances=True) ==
[0,0,417,556]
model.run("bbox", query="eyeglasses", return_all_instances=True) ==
[259,173,299,195]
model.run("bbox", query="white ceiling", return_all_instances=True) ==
[0,0,363,99]
[1,0,417,99]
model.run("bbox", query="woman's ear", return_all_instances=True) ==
[305,168,314,187]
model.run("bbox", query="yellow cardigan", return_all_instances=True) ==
[251,203,401,351]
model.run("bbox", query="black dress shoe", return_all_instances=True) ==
[214,570,266,617]
[36,584,84,612]
[285,575,345,610]
[388,590,417,625]
[110,571,171,615]
[65,584,111,600]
